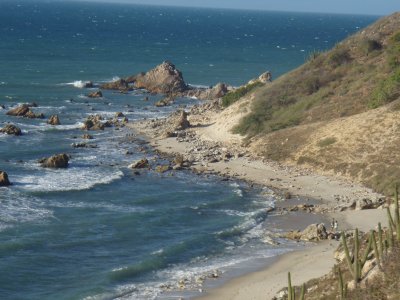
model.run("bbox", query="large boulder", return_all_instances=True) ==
[39,154,70,168]
[0,171,11,186]
[6,105,30,116]
[82,115,105,131]
[0,124,22,136]
[6,104,44,119]
[47,115,61,125]
[300,223,328,241]
[130,61,188,94]
[87,90,103,98]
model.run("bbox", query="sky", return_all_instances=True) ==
[81,0,400,16]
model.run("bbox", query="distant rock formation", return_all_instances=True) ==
[0,124,22,136]
[0,171,11,186]
[47,115,61,125]
[39,154,70,168]
[129,158,149,169]
[129,61,188,94]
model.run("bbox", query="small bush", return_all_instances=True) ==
[328,48,351,67]
[317,137,337,147]
[360,39,382,55]
[222,81,264,107]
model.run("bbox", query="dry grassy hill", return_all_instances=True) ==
[221,12,400,196]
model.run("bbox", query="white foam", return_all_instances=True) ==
[61,80,92,88]
[15,167,124,192]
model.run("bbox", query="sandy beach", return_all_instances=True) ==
[128,105,387,299]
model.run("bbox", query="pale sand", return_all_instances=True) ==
[197,241,338,300]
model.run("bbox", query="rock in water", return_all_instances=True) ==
[39,154,70,168]
[0,124,22,136]
[131,61,188,94]
[0,171,11,186]
[6,105,30,116]
[100,79,130,91]
[6,104,44,119]
[47,115,61,125]
[87,90,103,98]
[129,158,149,169]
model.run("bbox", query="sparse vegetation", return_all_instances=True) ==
[369,67,400,108]
[327,47,352,67]
[221,81,263,107]
[317,137,337,147]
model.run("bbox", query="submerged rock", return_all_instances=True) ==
[0,171,11,186]
[39,154,70,168]
[0,124,22,136]
[47,115,61,125]
[155,165,171,173]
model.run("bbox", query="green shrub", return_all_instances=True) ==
[369,68,400,109]
[388,31,400,68]
[328,48,351,67]
[222,81,264,107]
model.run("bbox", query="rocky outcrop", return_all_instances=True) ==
[87,90,103,98]
[0,171,11,186]
[47,115,61,125]
[130,61,188,94]
[39,154,70,168]
[100,79,130,91]
[248,71,272,85]
[6,104,44,119]
[155,96,175,107]
[184,83,230,100]
[0,124,22,136]
[82,115,105,131]
[129,158,149,169]
[282,223,328,241]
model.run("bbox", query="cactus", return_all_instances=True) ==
[338,267,347,300]
[299,283,305,300]
[288,272,293,300]
[341,229,372,283]
[370,230,382,269]
[378,223,384,259]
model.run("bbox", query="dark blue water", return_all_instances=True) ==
[0,1,378,299]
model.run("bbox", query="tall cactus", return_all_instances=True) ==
[337,267,347,300]
[288,272,293,300]
[341,229,372,283]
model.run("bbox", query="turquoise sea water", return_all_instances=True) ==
[0,1,378,299]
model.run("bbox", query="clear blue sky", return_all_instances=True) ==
[83,0,400,16]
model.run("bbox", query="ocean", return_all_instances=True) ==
[0,1,378,299]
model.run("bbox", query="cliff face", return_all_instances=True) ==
[217,12,400,195]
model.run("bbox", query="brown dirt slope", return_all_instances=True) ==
[223,12,400,196]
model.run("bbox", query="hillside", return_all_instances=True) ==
[221,12,400,196]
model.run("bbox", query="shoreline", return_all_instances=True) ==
[127,106,387,299]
